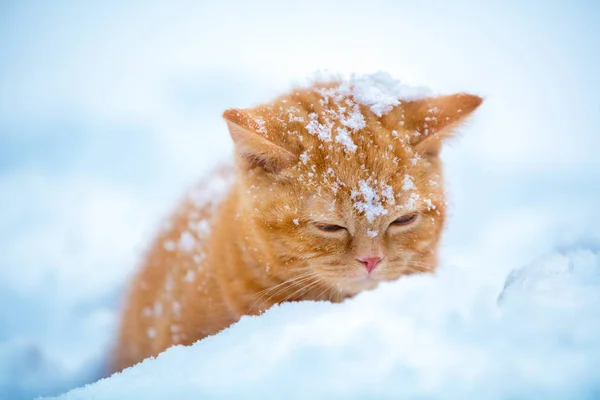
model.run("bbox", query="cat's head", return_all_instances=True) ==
[223,73,482,298]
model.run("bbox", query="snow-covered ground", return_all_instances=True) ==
[1,1,599,399]
[51,250,600,399]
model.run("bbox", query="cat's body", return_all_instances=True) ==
[112,73,482,373]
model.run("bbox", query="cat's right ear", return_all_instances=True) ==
[223,109,296,173]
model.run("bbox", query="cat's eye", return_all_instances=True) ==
[315,223,347,233]
[391,213,418,226]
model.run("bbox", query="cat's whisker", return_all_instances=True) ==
[250,276,317,309]
[248,271,319,310]
[249,271,313,301]
[414,171,442,187]
[263,273,319,301]
[280,279,323,303]
[312,284,331,302]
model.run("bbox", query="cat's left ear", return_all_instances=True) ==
[391,93,483,157]
[223,108,297,173]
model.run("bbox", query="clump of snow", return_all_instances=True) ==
[423,198,436,211]
[350,178,393,223]
[405,192,420,210]
[334,127,357,153]
[306,113,333,141]
[340,104,366,132]
[184,270,195,283]
[381,184,395,204]
[163,240,176,252]
[299,149,311,164]
[49,248,600,400]
[253,117,267,135]
[401,174,416,191]
[177,231,195,253]
[338,72,432,117]
[366,229,378,238]
[190,219,211,238]
[300,72,429,153]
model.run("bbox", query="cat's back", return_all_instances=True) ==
[142,163,236,287]
[113,164,236,372]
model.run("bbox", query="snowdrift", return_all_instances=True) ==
[50,248,600,399]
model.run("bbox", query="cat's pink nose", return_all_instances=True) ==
[357,256,382,273]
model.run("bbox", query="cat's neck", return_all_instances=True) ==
[214,185,285,312]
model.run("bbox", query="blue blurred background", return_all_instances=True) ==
[1,1,599,398]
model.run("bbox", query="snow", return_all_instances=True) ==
[366,229,379,238]
[306,112,333,141]
[338,72,432,116]
[306,72,428,151]
[334,127,358,153]
[350,179,391,223]
[401,174,416,191]
[299,149,311,164]
[339,105,366,132]
[177,231,195,253]
[2,1,600,399]
[50,249,600,400]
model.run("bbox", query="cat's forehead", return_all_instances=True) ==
[293,153,436,226]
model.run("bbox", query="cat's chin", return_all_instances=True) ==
[338,276,381,295]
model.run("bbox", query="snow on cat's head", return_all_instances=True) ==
[223,72,482,297]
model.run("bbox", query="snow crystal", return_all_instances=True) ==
[287,107,305,123]
[293,219,299,226]
[172,301,181,317]
[178,231,195,252]
[253,117,267,135]
[146,328,156,339]
[165,274,174,293]
[334,127,357,153]
[381,184,395,204]
[424,198,436,211]
[402,174,416,191]
[367,229,378,238]
[163,240,176,252]
[299,149,311,165]
[153,301,163,317]
[405,192,420,210]
[191,220,211,238]
[184,270,196,283]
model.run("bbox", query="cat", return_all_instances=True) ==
[111,72,482,373]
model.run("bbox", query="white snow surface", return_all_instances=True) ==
[51,249,600,400]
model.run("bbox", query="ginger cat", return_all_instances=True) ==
[112,72,482,373]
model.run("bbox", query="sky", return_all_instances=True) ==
[0,1,599,398]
